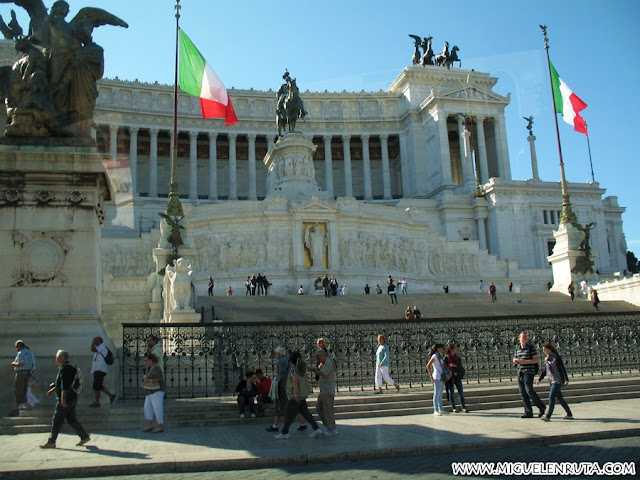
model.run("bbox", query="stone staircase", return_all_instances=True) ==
[3,373,638,435]
[196,292,639,323]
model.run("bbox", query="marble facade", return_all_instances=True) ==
[0,35,627,328]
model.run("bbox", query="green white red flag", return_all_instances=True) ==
[178,28,238,126]
[549,61,587,135]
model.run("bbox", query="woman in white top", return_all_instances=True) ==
[426,343,447,415]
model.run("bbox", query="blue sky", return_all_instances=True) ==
[4,0,638,256]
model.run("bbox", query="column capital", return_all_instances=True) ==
[322,134,333,142]
[475,115,485,124]
[361,134,370,142]
[228,132,238,141]
[379,134,389,142]
[188,130,199,139]
[527,134,536,141]
[149,128,160,136]
[247,133,257,142]
[456,114,466,125]
[341,134,351,142]
[108,124,119,134]
[208,132,218,140]
[129,126,139,135]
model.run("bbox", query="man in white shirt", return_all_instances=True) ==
[89,337,116,407]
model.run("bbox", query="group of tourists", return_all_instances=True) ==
[14,327,574,449]
[245,273,271,296]
[569,280,600,311]
[263,339,338,439]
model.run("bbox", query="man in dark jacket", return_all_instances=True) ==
[40,350,90,448]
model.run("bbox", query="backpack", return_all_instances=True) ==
[102,347,115,365]
[72,365,84,396]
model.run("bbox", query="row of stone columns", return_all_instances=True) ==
[436,113,506,187]
[107,126,396,201]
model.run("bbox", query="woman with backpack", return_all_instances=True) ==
[426,343,448,415]
[536,342,573,421]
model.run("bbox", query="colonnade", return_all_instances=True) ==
[102,126,399,201]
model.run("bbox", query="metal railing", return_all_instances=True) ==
[121,312,640,399]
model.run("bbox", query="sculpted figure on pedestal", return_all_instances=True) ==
[276,70,306,136]
[0,0,128,140]
[164,258,193,312]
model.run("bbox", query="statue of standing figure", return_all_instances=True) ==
[276,69,307,137]
[0,0,128,140]
[304,222,328,268]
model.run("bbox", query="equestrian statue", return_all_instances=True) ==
[276,69,307,137]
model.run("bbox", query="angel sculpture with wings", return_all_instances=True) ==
[0,0,128,139]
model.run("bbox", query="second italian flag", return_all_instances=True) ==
[549,61,587,135]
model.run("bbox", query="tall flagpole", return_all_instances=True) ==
[159,0,185,261]
[165,0,184,220]
[540,25,577,225]
[585,126,595,182]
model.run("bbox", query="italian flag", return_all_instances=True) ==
[549,61,587,135]
[178,28,238,126]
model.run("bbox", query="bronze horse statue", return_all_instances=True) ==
[435,45,461,69]
[276,77,305,136]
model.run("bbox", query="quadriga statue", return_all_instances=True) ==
[0,0,128,141]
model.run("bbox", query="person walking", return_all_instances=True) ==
[489,282,497,302]
[513,332,545,419]
[568,282,575,302]
[40,350,90,448]
[592,289,600,311]
[427,343,447,415]
[9,340,34,417]
[387,281,398,305]
[265,347,289,432]
[89,337,116,408]
[308,349,338,436]
[374,334,400,394]
[322,274,330,298]
[207,276,214,296]
[245,276,251,295]
[142,353,164,433]
[275,352,322,439]
[19,344,40,411]
[445,343,468,413]
[537,342,573,422]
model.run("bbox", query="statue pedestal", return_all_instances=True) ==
[166,309,200,324]
[548,223,598,293]
[264,132,329,201]
[0,145,114,405]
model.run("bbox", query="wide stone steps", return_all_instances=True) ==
[2,373,637,434]
[197,292,639,323]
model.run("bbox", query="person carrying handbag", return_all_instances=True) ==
[445,343,468,413]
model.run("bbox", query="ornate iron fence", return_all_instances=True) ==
[121,313,640,399]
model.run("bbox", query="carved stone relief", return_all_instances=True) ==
[11,231,71,286]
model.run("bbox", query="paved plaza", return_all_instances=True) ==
[1,398,638,480]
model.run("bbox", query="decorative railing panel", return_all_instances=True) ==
[121,313,640,399]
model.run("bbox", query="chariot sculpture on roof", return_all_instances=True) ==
[408,34,461,69]
[276,69,307,137]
